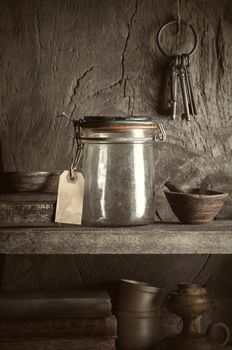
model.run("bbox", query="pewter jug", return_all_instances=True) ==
[118,279,161,312]
[117,279,162,350]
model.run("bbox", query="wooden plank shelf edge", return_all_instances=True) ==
[0,221,231,254]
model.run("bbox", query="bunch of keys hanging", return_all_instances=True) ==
[157,18,198,121]
[169,54,197,121]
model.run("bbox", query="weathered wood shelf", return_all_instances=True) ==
[0,221,231,254]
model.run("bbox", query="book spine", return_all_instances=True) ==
[0,337,116,350]
[0,316,117,339]
[0,300,112,319]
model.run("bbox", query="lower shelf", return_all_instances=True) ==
[0,221,231,254]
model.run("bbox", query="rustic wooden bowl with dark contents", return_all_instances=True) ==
[164,189,228,224]
[0,171,61,193]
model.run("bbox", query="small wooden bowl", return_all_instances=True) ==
[0,171,61,193]
[164,189,228,224]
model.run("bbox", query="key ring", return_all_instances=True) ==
[156,19,198,57]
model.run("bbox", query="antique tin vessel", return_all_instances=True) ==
[117,279,161,350]
[118,279,161,312]
[73,116,165,226]
[117,310,160,350]
[163,283,230,350]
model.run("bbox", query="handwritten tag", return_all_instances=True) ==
[55,170,85,225]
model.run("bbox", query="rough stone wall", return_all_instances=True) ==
[0,0,232,337]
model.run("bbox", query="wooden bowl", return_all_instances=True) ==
[0,171,61,193]
[164,189,228,224]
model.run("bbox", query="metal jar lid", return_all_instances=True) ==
[56,113,166,173]
[79,116,158,129]
[74,116,166,144]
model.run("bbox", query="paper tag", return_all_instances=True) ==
[55,170,85,225]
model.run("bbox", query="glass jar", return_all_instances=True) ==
[73,116,165,226]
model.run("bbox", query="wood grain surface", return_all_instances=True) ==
[0,222,232,254]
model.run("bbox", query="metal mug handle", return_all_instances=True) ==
[154,123,166,142]
[207,322,230,347]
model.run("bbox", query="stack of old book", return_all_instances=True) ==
[0,290,117,350]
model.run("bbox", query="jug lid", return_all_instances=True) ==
[79,116,157,128]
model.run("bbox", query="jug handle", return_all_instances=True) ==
[207,322,230,347]
[154,123,166,142]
